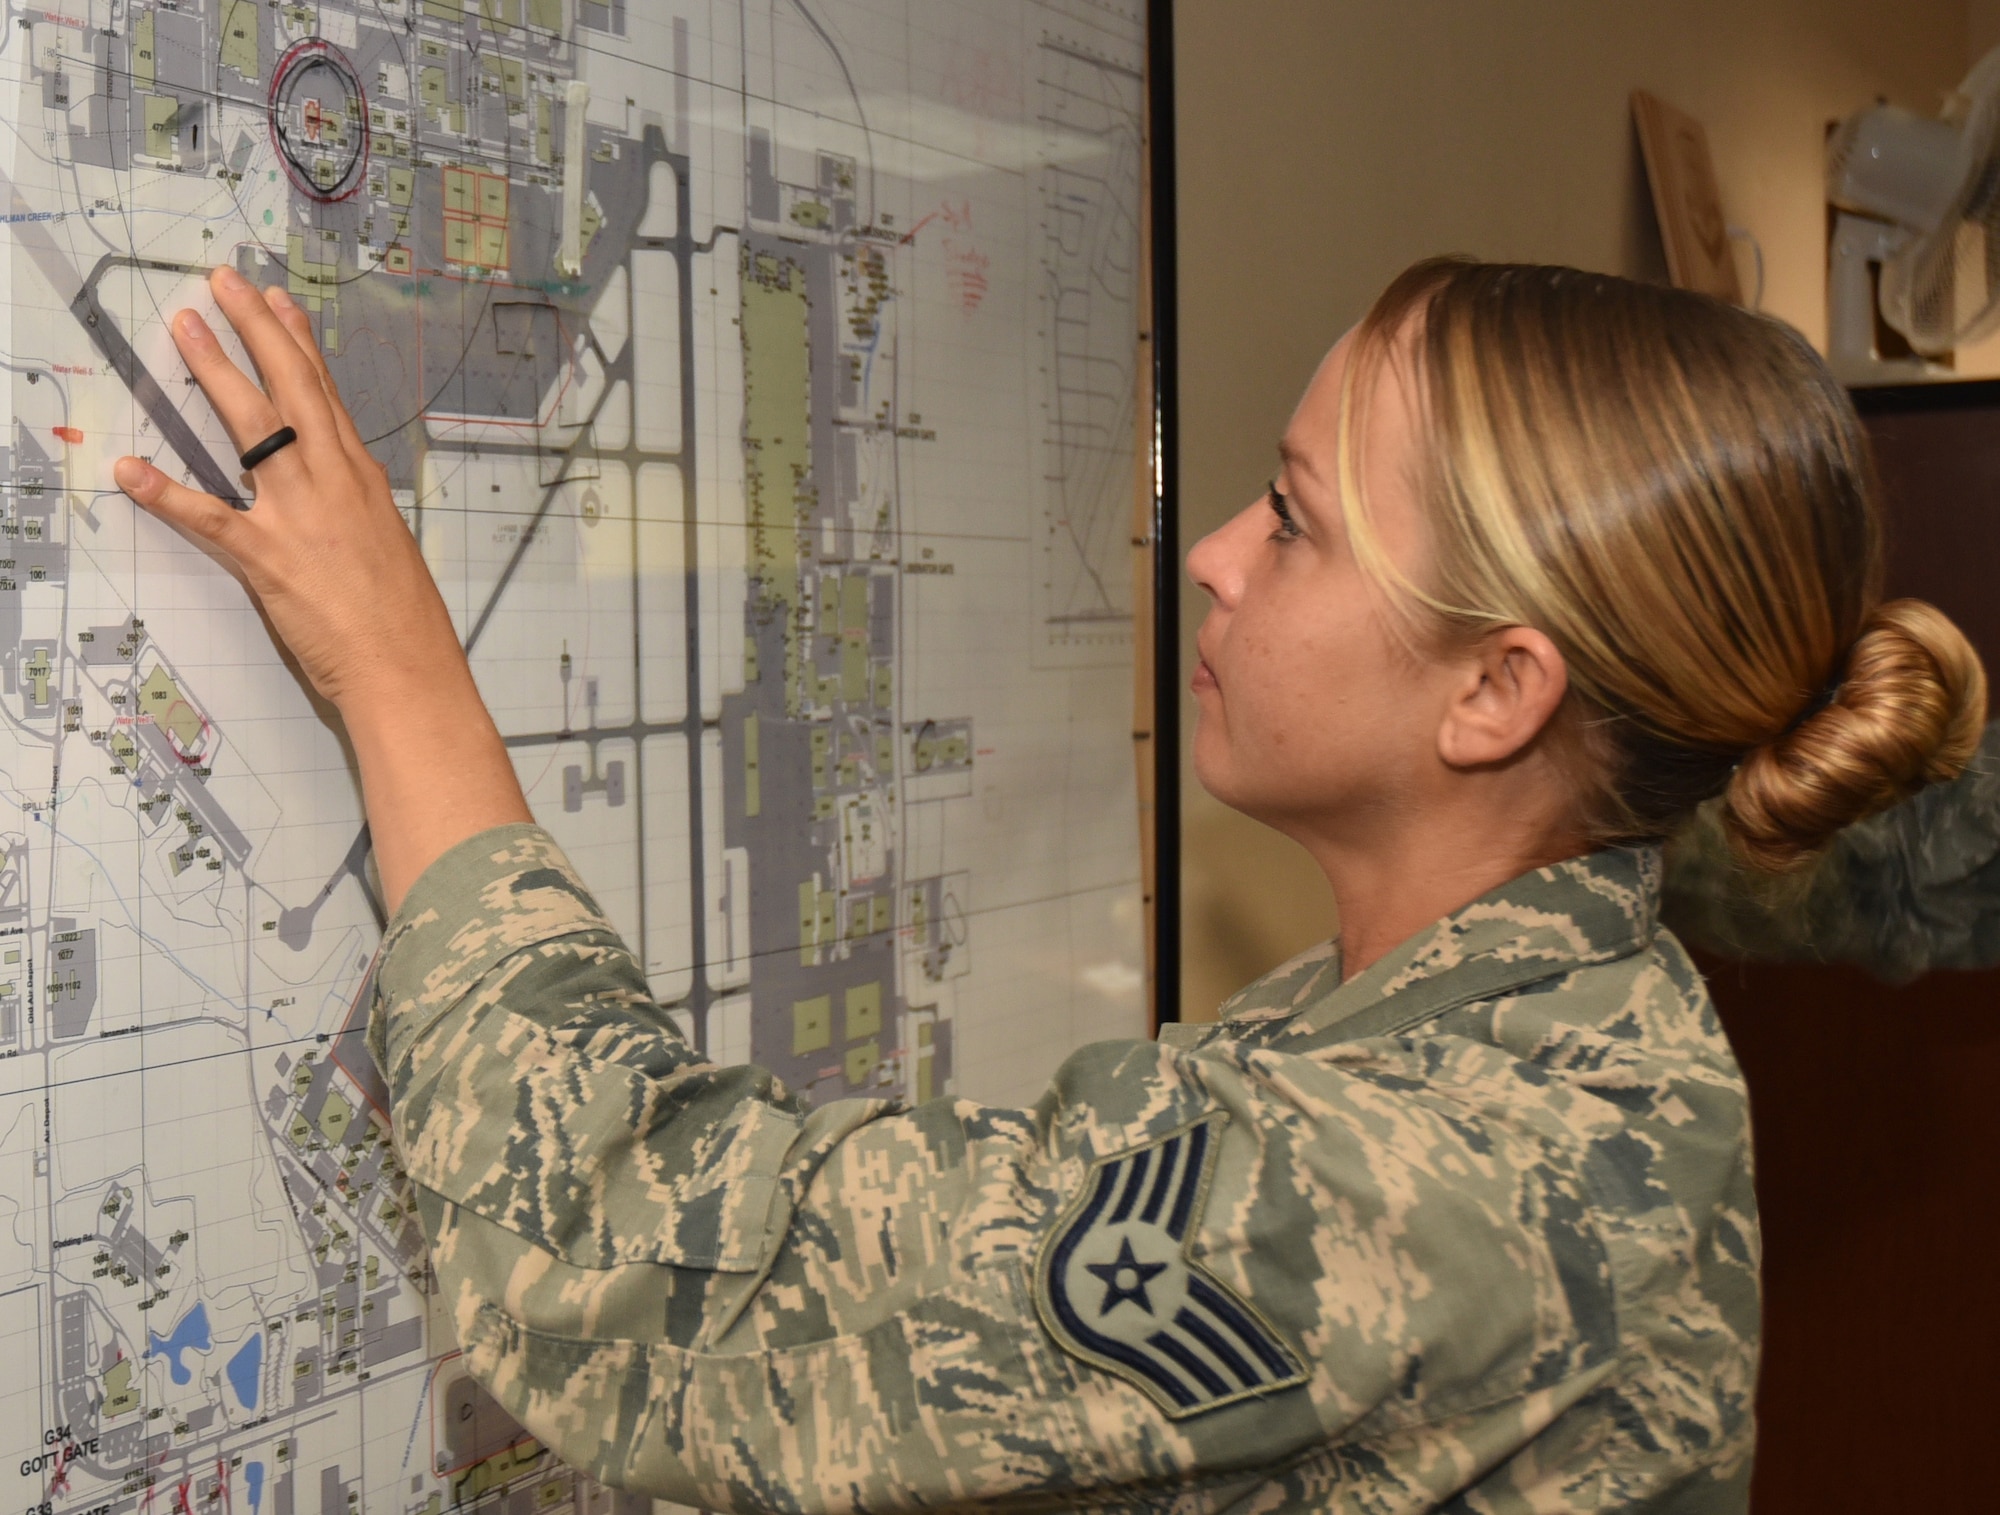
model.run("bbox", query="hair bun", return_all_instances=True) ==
[1724,599,1987,870]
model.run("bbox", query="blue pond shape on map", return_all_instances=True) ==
[227,1333,262,1409]
[245,1461,264,1511]
[145,1301,211,1385]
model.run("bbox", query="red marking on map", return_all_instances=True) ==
[944,238,990,314]
[52,425,83,445]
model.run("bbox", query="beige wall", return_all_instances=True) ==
[1974,0,2000,54]
[1172,0,1976,1020]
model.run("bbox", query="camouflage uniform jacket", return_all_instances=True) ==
[370,825,1758,1513]
[1664,718,2000,981]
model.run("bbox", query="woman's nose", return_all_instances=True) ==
[1186,527,1224,600]
[1186,499,1258,606]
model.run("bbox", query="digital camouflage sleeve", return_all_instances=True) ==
[1663,718,2000,982]
[370,825,1758,1513]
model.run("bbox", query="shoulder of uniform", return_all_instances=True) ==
[1436,941,1742,1097]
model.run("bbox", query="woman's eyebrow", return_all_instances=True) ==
[1277,438,1323,488]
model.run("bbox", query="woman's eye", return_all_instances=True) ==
[1267,482,1303,541]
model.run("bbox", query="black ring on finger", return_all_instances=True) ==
[239,426,299,472]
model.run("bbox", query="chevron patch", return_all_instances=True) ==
[1035,1117,1308,1417]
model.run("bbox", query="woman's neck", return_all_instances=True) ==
[1296,793,1589,981]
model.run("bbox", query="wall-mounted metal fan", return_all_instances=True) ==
[1827,46,2000,383]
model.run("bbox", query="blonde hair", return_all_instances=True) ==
[1338,259,1987,869]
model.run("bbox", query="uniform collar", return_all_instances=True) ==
[1169,846,1662,1053]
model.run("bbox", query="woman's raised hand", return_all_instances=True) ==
[113,264,462,712]
[115,264,531,912]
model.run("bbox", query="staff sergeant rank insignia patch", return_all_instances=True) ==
[1035,1116,1308,1417]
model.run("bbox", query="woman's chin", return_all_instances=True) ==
[1189,736,1251,812]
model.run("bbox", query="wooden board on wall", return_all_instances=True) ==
[1632,89,1743,303]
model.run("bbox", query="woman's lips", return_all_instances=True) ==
[1191,658,1217,693]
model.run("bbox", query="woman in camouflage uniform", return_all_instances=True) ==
[115,258,1985,1512]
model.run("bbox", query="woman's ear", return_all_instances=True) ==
[1437,626,1570,769]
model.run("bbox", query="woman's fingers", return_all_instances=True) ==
[168,308,300,473]
[264,287,329,385]
[206,265,335,439]
[114,456,251,554]
[263,285,373,465]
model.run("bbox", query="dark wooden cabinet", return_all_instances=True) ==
[1702,380,2000,1514]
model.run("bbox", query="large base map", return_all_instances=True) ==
[0,2,1148,1511]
